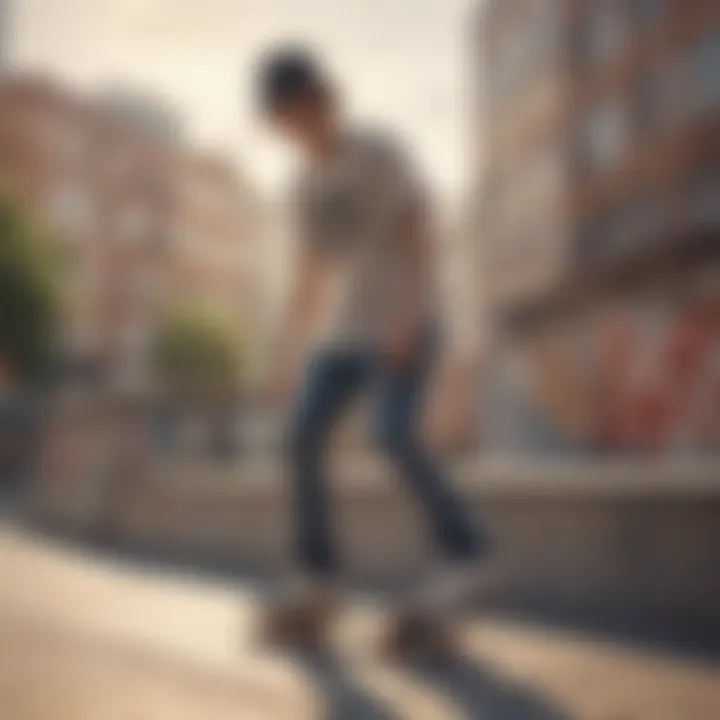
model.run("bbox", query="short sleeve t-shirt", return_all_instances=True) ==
[292,127,429,349]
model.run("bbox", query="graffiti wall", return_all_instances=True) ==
[485,297,719,457]
[597,303,719,454]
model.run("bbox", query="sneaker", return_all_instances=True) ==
[412,558,500,618]
[257,575,340,649]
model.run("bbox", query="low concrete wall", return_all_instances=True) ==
[34,460,720,633]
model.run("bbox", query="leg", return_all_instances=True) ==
[373,333,491,658]
[373,330,485,562]
[287,351,369,576]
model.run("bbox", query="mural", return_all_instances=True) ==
[485,298,720,457]
[598,304,719,454]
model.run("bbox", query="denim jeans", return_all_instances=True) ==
[286,327,485,576]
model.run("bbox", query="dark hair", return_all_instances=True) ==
[256,45,328,114]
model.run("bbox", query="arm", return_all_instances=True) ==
[386,196,433,364]
[270,236,330,396]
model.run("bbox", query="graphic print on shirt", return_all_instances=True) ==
[310,181,367,255]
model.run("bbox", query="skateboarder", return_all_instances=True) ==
[257,46,490,651]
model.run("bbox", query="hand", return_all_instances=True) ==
[385,329,420,368]
[265,362,298,408]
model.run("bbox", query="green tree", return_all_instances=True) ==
[0,194,63,385]
[151,303,246,398]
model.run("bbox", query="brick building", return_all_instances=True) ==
[0,0,9,71]
[0,74,260,394]
[475,0,719,455]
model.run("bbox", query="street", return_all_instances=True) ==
[0,522,718,720]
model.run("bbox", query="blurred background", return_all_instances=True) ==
[0,1,718,718]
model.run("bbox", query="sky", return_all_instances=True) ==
[11,0,479,205]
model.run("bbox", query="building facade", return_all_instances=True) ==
[94,86,185,142]
[475,0,720,455]
[0,74,260,394]
[0,0,9,71]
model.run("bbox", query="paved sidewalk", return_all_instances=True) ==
[0,524,718,719]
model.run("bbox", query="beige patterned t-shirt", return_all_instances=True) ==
[292,127,429,349]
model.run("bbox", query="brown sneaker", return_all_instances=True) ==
[378,559,502,662]
[257,576,340,650]
[379,605,461,662]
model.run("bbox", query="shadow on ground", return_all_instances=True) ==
[292,648,402,720]
[290,647,573,720]
[407,654,572,720]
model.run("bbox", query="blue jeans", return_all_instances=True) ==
[286,328,485,576]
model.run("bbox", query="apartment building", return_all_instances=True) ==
[475,0,719,454]
[0,74,260,393]
[0,0,10,71]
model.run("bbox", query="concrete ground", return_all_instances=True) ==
[0,523,718,720]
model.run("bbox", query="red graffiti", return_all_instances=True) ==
[598,306,719,452]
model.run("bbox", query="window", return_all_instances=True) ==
[576,1,627,71]
[46,181,95,235]
[691,31,720,112]
[115,204,153,244]
[519,145,563,210]
[689,160,720,226]
[629,0,668,30]
[577,193,671,264]
[613,194,671,252]
[489,0,560,102]
[634,56,686,136]
[103,147,136,183]
[575,210,614,265]
[491,33,532,101]
[583,98,629,172]
[47,123,87,167]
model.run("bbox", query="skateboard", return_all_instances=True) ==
[378,605,465,662]
[257,591,339,650]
